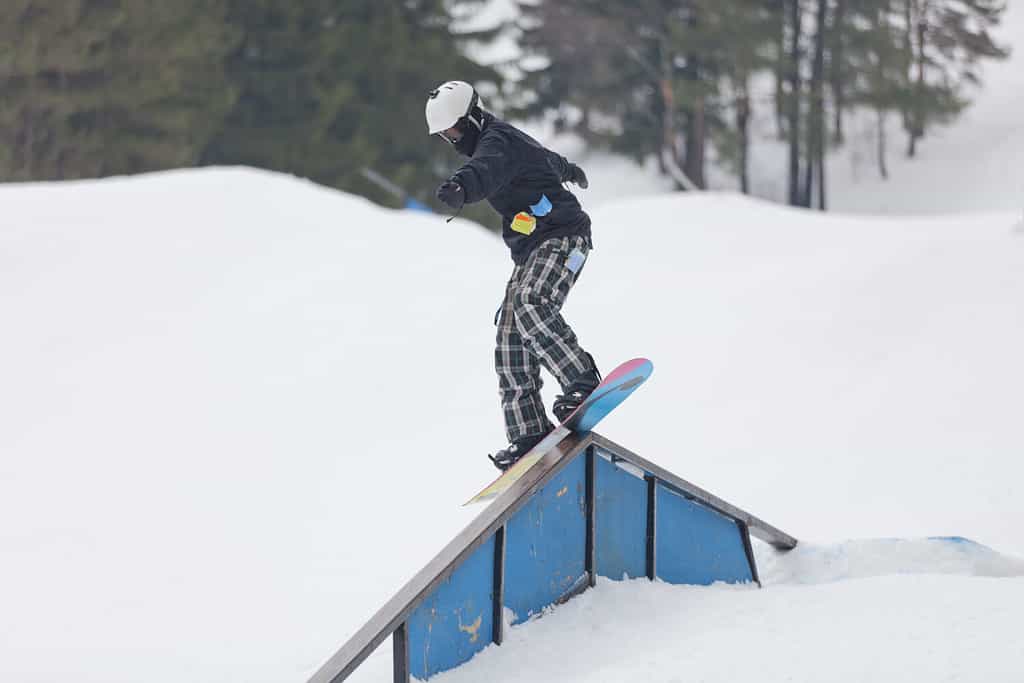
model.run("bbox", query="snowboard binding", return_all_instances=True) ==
[552,367,603,423]
[488,432,547,471]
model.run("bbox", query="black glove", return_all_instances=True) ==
[436,179,465,210]
[566,163,589,189]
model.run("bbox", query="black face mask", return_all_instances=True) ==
[452,121,481,157]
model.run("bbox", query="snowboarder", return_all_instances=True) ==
[425,80,602,471]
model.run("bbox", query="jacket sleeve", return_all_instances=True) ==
[453,135,518,203]
[544,149,572,182]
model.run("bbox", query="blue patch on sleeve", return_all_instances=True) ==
[529,194,552,217]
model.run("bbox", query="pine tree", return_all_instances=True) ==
[517,0,771,191]
[515,0,681,181]
[849,0,911,178]
[203,0,497,211]
[480,0,1011,205]
[901,0,1009,157]
[684,0,777,194]
[0,1,240,181]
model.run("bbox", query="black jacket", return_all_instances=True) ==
[452,113,591,264]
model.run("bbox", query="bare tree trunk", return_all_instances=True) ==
[658,37,683,189]
[775,0,788,139]
[685,94,707,189]
[737,84,751,194]
[660,79,680,187]
[909,12,926,157]
[17,34,38,181]
[787,0,804,206]
[831,0,845,144]
[682,7,706,190]
[24,111,36,181]
[907,0,927,158]
[803,123,814,207]
[877,109,889,179]
[809,0,828,210]
[818,135,827,209]
[901,0,914,155]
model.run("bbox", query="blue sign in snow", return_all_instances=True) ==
[405,197,432,212]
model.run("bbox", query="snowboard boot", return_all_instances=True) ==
[553,366,603,423]
[488,432,548,471]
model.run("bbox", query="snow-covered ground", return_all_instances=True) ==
[441,570,1024,683]
[2,168,1023,682]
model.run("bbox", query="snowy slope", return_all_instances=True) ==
[2,168,1023,683]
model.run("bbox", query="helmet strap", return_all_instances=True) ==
[465,91,483,130]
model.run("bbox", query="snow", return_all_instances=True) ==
[2,167,1024,682]
[436,572,1024,683]
[758,537,1024,585]
[437,539,1024,683]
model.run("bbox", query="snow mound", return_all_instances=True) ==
[758,537,1024,585]
[434,574,1024,683]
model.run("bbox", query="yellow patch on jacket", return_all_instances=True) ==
[511,212,536,235]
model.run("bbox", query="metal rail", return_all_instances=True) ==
[307,431,796,683]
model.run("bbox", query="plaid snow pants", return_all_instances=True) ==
[495,235,594,442]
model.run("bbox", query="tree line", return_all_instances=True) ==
[0,0,497,215]
[0,1,1010,212]
[514,0,1009,208]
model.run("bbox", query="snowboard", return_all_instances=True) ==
[466,358,653,505]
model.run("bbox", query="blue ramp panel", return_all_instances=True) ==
[407,535,495,680]
[594,454,648,581]
[504,454,587,625]
[655,484,753,585]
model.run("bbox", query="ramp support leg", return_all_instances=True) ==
[646,475,657,580]
[737,520,761,586]
[493,525,506,645]
[393,622,409,683]
[585,447,597,588]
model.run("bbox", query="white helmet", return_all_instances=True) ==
[425,81,483,135]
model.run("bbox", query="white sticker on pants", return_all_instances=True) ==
[566,248,587,274]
